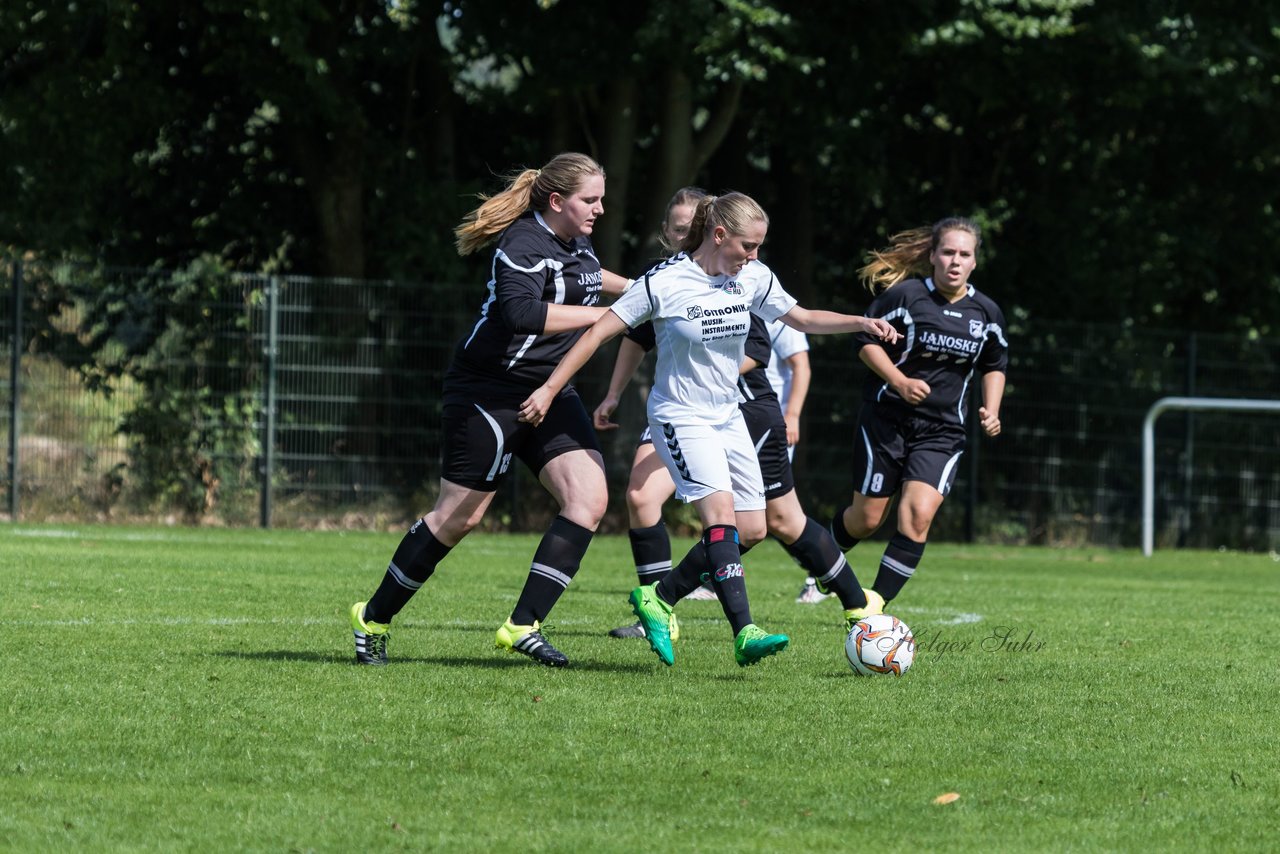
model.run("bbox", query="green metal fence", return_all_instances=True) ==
[3,259,1278,549]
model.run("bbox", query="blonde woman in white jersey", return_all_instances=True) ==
[519,192,898,667]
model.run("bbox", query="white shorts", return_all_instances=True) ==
[650,414,766,512]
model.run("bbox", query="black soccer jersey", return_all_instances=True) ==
[737,313,778,403]
[446,210,605,393]
[855,277,1008,426]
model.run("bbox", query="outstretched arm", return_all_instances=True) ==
[543,303,610,333]
[780,305,899,343]
[600,270,631,298]
[594,336,648,430]
[519,311,629,426]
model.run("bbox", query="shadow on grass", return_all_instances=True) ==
[210,648,653,673]
[427,655,651,674]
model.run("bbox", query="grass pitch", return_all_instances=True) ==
[1,524,1277,851]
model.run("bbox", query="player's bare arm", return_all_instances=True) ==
[859,344,930,405]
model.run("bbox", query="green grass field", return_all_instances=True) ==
[2,524,1277,851]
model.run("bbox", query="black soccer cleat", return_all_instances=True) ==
[495,620,569,667]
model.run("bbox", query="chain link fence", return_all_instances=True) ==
[3,259,1278,549]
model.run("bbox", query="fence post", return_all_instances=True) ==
[7,260,22,521]
[964,387,979,542]
[1178,332,1197,545]
[259,275,280,529]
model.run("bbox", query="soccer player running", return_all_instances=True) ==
[594,187,720,645]
[758,316,832,604]
[519,192,898,667]
[830,217,1008,613]
[348,152,628,667]
[600,307,886,644]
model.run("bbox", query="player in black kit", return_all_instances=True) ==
[736,313,881,633]
[348,152,627,667]
[830,217,1008,613]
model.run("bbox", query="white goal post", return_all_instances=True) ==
[1142,396,1280,556]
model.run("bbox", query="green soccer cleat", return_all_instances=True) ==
[629,584,675,666]
[495,619,569,667]
[350,601,389,666]
[734,624,790,667]
[843,588,886,633]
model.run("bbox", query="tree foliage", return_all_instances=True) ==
[2,0,1276,334]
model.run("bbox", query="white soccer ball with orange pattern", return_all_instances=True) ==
[845,613,915,676]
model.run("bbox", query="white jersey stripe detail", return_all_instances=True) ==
[508,334,537,370]
[874,306,915,401]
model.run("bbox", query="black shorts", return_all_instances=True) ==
[637,426,654,447]
[739,398,794,500]
[852,404,966,498]
[440,384,601,492]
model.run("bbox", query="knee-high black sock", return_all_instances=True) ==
[628,521,671,586]
[873,532,926,603]
[703,525,751,635]
[830,506,861,551]
[782,517,867,610]
[364,519,452,624]
[655,542,709,604]
[510,516,595,626]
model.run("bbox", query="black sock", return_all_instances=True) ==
[364,519,452,624]
[830,506,861,551]
[510,515,594,626]
[628,521,671,586]
[873,532,925,603]
[782,517,867,610]
[703,525,752,636]
[655,543,709,605]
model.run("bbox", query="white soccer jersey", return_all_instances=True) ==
[763,318,809,410]
[610,255,797,426]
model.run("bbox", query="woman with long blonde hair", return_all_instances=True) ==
[830,217,1008,613]
[349,152,627,668]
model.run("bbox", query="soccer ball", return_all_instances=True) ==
[845,613,915,676]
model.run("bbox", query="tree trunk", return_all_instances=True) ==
[292,123,366,279]
[595,76,638,272]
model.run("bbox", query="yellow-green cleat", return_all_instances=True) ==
[843,588,886,633]
[350,602,389,666]
[495,619,569,667]
[629,584,675,666]
[734,624,790,667]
